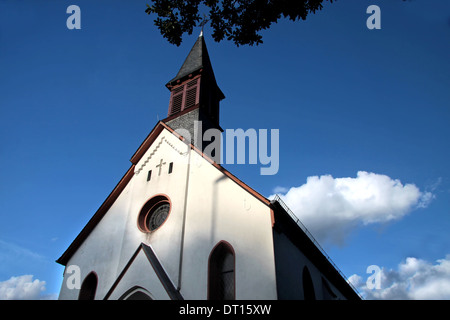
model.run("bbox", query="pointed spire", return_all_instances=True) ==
[165,32,219,93]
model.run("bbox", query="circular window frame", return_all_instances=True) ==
[137,195,171,233]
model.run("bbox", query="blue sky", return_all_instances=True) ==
[0,0,449,299]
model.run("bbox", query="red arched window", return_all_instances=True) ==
[208,241,235,300]
[78,272,97,300]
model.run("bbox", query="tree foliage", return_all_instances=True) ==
[145,0,334,46]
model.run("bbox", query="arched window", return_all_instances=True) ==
[78,272,97,300]
[119,287,153,300]
[302,266,315,300]
[208,241,235,300]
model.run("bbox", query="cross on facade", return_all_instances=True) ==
[156,159,166,176]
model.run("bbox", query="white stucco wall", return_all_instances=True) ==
[58,179,134,300]
[58,127,278,300]
[179,149,278,299]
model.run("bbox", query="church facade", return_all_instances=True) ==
[56,34,360,300]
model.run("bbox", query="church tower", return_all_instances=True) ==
[163,32,225,160]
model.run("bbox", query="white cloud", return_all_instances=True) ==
[347,274,364,288]
[0,275,56,300]
[350,255,450,300]
[271,171,433,245]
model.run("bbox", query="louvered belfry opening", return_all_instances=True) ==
[170,86,184,115]
[165,33,224,120]
[168,77,200,116]
[185,78,199,108]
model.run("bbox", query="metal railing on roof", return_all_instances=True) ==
[271,195,362,299]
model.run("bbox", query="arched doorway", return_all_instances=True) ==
[119,287,153,300]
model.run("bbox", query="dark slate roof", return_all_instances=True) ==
[166,33,220,92]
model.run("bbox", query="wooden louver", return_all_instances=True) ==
[168,77,199,116]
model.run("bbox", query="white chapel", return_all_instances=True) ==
[56,33,360,300]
